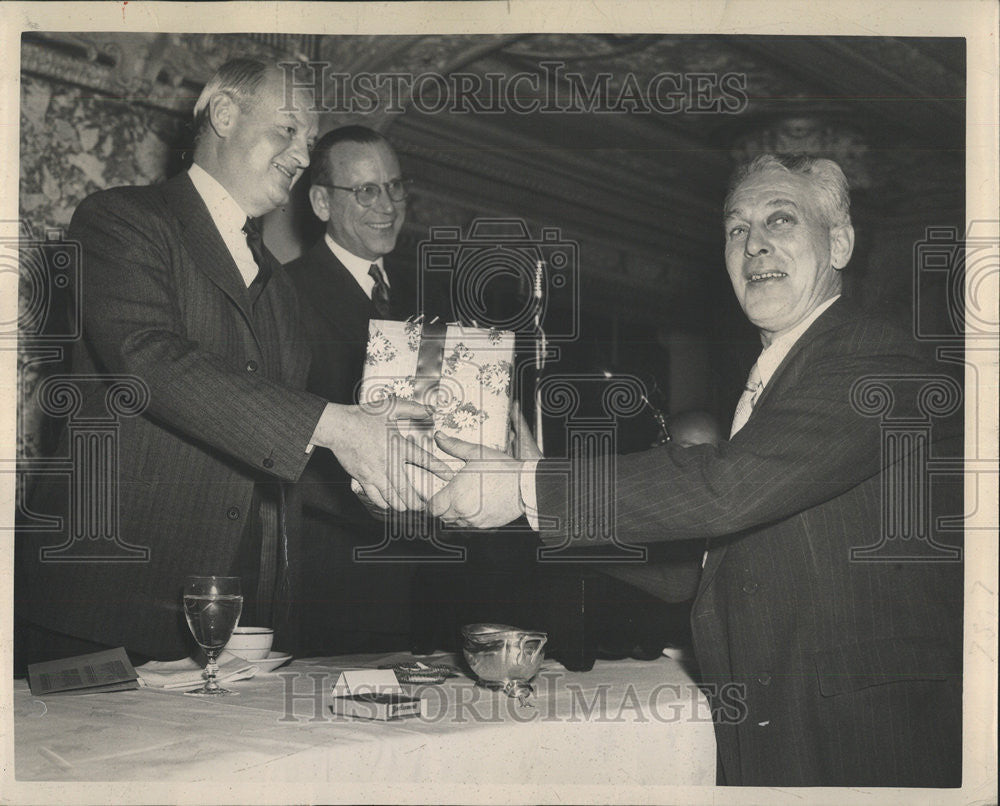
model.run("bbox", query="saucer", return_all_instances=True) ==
[247,651,292,673]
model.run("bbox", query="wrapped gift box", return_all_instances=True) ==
[359,319,515,494]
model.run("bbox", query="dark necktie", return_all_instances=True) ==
[239,218,280,626]
[242,216,271,301]
[369,263,391,318]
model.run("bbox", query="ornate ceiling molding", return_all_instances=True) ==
[731,116,873,188]
[392,113,713,255]
[20,32,306,115]
[17,31,964,329]
[313,34,526,132]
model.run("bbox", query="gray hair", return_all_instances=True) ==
[192,59,271,140]
[725,154,852,229]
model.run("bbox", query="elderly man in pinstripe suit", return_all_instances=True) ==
[15,59,443,667]
[425,155,963,787]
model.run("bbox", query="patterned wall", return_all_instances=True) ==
[18,74,187,462]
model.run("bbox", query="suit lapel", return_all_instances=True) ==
[384,260,417,321]
[161,173,255,326]
[300,242,413,327]
[302,242,375,333]
[751,297,853,416]
[698,298,854,595]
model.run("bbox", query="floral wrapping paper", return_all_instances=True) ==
[360,320,515,493]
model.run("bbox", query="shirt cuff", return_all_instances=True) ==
[519,459,540,532]
[305,442,315,455]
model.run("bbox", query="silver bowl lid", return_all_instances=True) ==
[461,623,517,638]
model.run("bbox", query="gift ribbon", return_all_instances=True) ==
[412,320,448,421]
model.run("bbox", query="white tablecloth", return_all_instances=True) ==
[12,651,716,796]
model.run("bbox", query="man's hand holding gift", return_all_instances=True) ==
[421,402,541,529]
[312,399,451,512]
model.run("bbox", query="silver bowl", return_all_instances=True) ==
[461,623,548,705]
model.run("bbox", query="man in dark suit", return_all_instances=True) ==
[15,61,438,667]
[593,410,722,658]
[424,154,963,787]
[286,127,538,653]
[285,126,419,653]
[600,409,721,609]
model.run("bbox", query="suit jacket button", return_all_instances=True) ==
[262,457,274,469]
[246,360,259,373]
[742,581,759,594]
[757,672,772,686]
[227,506,240,520]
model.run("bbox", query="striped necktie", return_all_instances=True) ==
[368,263,391,318]
[730,362,763,437]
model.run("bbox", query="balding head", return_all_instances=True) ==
[667,410,723,447]
[192,60,318,217]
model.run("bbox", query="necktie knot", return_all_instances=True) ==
[730,361,762,438]
[368,263,391,318]
[243,216,263,250]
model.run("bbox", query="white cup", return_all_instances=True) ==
[224,626,274,660]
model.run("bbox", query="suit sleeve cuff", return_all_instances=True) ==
[519,459,540,532]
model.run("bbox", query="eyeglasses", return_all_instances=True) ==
[317,179,412,207]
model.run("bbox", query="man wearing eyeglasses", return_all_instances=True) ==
[15,64,442,669]
[285,126,418,654]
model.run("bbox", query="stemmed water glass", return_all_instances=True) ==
[182,576,243,695]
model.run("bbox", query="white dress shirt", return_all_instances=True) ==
[190,163,326,456]
[324,233,389,298]
[519,294,842,532]
[188,163,259,287]
[305,238,392,458]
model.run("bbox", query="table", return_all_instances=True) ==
[11,651,716,796]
